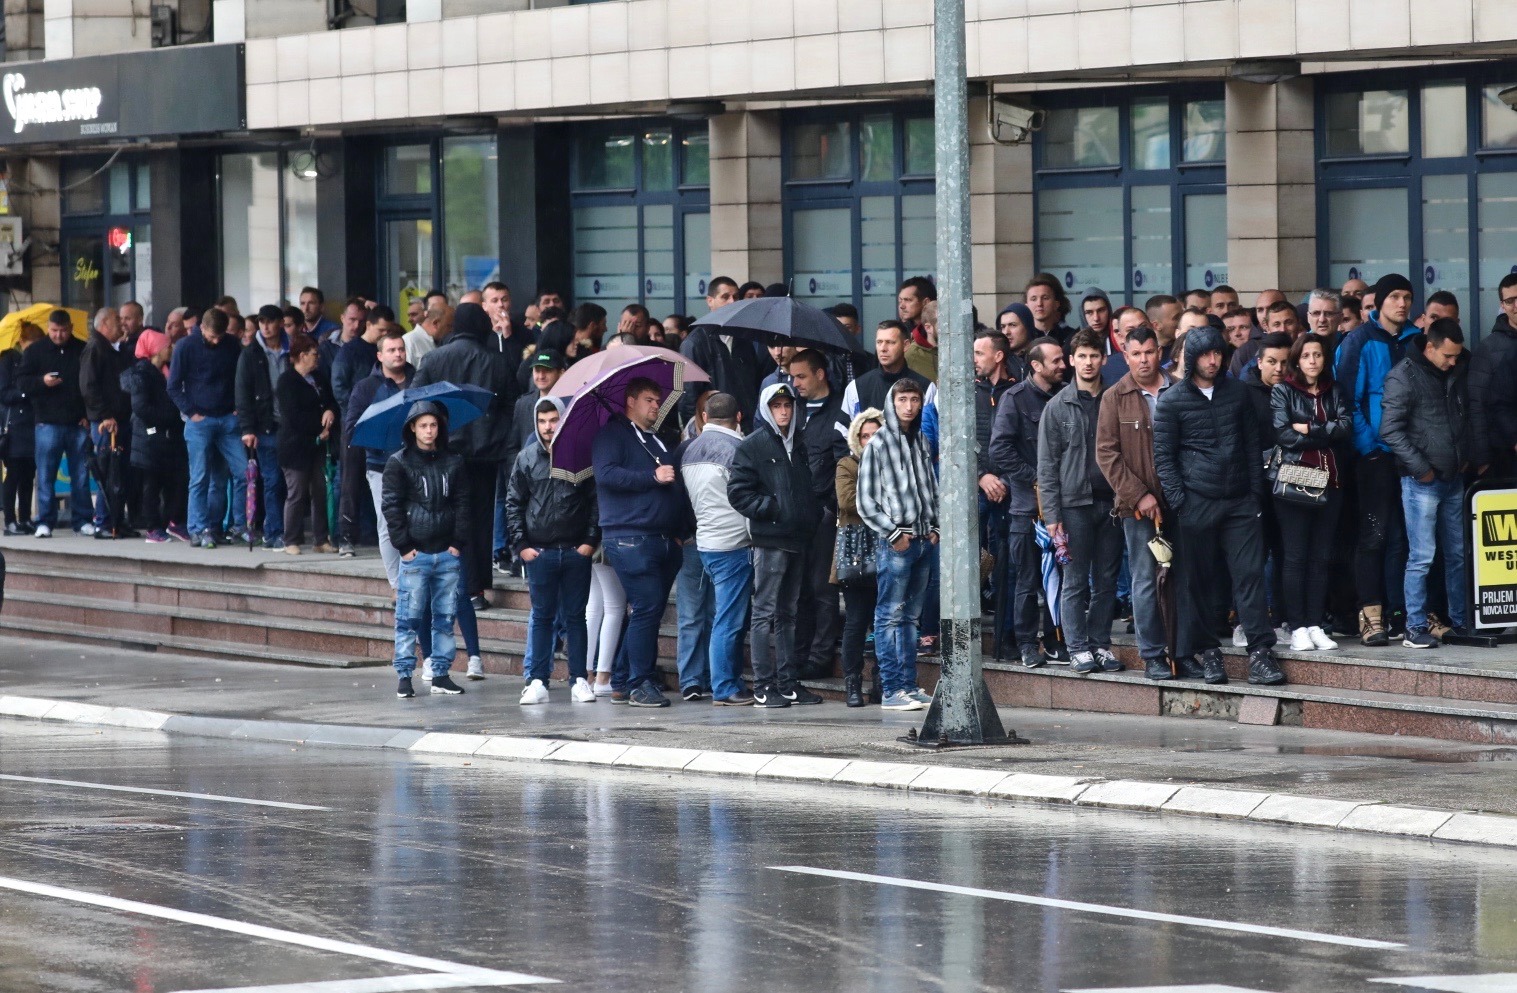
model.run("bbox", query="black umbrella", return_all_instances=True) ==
[87,427,127,539]
[692,296,869,354]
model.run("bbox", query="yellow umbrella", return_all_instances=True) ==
[0,304,88,353]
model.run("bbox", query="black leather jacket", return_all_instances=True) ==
[1271,378,1351,456]
[381,443,471,556]
[504,439,600,553]
[727,421,820,553]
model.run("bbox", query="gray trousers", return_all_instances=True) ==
[1060,500,1124,653]
[1123,515,1168,662]
[751,546,804,690]
[366,469,402,590]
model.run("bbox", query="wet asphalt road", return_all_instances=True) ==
[1,720,1515,993]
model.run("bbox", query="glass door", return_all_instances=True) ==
[382,216,435,317]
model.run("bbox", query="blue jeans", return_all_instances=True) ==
[524,546,592,684]
[604,533,682,691]
[1123,515,1167,662]
[419,587,480,658]
[33,422,91,530]
[676,540,714,692]
[88,421,124,530]
[701,548,753,701]
[252,432,285,542]
[185,414,247,536]
[394,550,461,677]
[873,537,933,697]
[1402,475,1468,631]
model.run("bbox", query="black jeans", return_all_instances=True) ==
[1005,515,1056,652]
[1274,488,1343,630]
[840,578,877,681]
[3,456,33,524]
[1353,451,1407,611]
[1173,495,1276,656]
[792,510,842,670]
[461,460,498,597]
[337,432,366,547]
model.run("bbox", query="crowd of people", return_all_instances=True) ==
[0,264,1496,706]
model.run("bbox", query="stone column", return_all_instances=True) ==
[1225,77,1317,302]
[43,0,152,58]
[708,109,782,286]
[968,95,1034,321]
[6,0,46,62]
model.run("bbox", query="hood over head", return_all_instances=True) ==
[533,395,567,450]
[402,399,451,448]
[1182,324,1226,378]
[134,329,168,361]
[757,382,798,450]
[847,408,886,457]
[450,302,492,343]
[999,302,1036,338]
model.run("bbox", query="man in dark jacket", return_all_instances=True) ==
[973,329,1014,583]
[727,383,823,708]
[382,400,469,699]
[1380,319,1472,648]
[168,307,248,547]
[591,376,685,707]
[680,276,760,423]
[499,348,565,570]
[506,395,600,705]
[1336,272,1418,645]
[1469,272,1517,479]
[333,305,393,557]
[19,311,91,537]
[842,321,937,417]
[989,336,1065,668]
[79,307,133,537]
[414,301,519,609]
[236,305,289,550]
[788,349,849,681]
[346,330,412,591]
[1242,331,1293,636]
[1153,325,1285,686]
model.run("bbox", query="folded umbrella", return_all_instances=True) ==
[351,381,493,452]
[244,443,259,551]
[550,352,709,483]
[691,296,869,354]
[86,427,127,539]
[1034,518,1065,656]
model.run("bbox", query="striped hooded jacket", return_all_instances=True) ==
[856,382,939,546]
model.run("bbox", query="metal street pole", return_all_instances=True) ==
[915,0,1013,746]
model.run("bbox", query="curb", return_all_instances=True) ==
[4,693,1515,849]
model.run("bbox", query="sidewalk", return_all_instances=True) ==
[3,636,1517,847]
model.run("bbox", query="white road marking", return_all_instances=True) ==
[770,866,1404,950]
[1373,977,1517,992]
[176,977,508,993]
[0,773,331,811]
[1064,987,1273,992]
[0,875,557,990]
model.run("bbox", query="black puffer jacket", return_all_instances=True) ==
[1242,367,1276,461]
[727,385,819,552]
[1379,335,1470,481]
[505,398,600,553]
[122,360,184,471]
[1468,314,1517,465]
[412,303,519,464]
[1152,326,1265,512]
[974,374,1013,479]
[381,401,471,556]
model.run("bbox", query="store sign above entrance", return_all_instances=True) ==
[0,44,244,145]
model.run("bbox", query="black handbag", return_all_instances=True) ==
[834,523,878,583]
[1271,452,1330,506]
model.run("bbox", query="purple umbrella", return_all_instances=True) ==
[549,351,709,483]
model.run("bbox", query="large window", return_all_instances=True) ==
[783,107,936,331]
[1034,89,1227,303]
[61,157,153,320]
[570,122,710,319]
[374,136,500,323]
[1317,72,1517,339]
[219,152,319,316]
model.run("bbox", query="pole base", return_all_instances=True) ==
[908,617,1026,747]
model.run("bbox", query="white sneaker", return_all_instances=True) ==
[1289,627,1315,652]
[520,679,549,705]
[1307,626,1339,651]
[77,523,97,537]
[592,680,613,697]
[466,655,485,680]
[421,661,434,682]
[33,524,51,538]
[571,677,597,703]
[1277,624,1295,643]
[1232,624,1247,648]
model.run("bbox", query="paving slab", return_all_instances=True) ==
[1162,785,1270,818]
[909,766,1010,796]
[757,755,851,782]
[1433,812,1517,846]
[544,741,628,765]
[989,773,1096,803]
[1249,794,1364,828]
[95,707,172,731]
[833,761,930,789]
[613,745,702,770]
[1338,804,1457,837]
[475,736,562,761]
[1076,780,1183,810]
[685,751,777,776]
[409,732,488,755]
[0,695,57,718]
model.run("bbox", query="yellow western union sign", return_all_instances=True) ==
[1472,488,1517,628]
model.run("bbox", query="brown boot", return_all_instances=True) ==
[1359,604,1388,647]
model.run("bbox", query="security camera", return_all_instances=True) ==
[1500,84,1517,111]
[988,97,1044,146]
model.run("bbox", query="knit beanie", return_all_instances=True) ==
[1372,272,1413,302]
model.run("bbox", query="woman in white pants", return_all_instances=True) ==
[585,554,626,696]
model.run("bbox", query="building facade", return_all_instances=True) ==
[2,0,1517,337]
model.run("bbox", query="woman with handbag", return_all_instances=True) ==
[0,321,42,534]
[834,408,886,707]
[1271,334,1351,652]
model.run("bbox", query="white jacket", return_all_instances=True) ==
[679,423,751,552]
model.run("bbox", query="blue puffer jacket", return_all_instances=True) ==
[1335,314,1418,457]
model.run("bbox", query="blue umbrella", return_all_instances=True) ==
[351,381,493,452]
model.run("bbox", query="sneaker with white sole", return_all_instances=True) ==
[430,674,466,694]
[570,678,596,703]
[76,523,98,537]
[421,662,434,682]
[466,655,485,680]
[592,680,613,697]
[520,679,549,705]
[1289,627,1315,652]
[1306,626,1338,651]
[881,690,926,711]
[1231,624,1247,648]
[33,524,51,538]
